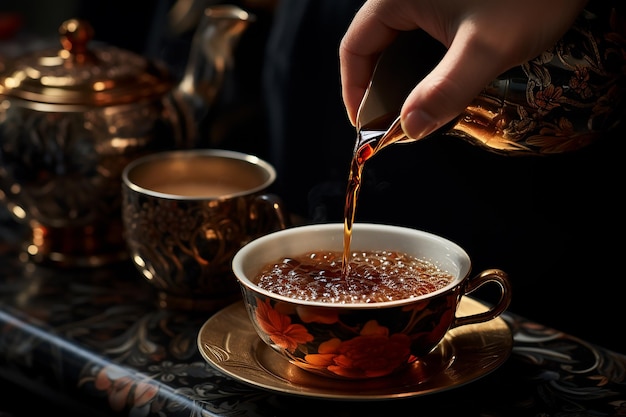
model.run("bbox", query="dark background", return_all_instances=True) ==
[1,0,624,361]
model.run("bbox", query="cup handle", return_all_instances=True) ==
[451,268,512,328]
[250,193,291,234]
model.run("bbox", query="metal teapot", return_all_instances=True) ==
[356,4,626,158]
[0,5,254,267]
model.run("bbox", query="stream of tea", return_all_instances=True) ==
[341,114,409,277]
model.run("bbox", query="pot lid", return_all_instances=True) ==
[0,19,173,106]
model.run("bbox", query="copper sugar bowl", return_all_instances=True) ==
[0,19,191,267]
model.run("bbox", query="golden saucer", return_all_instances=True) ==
[197,297,513,400]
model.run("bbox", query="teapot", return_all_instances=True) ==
[0,5,254,267]
[355,4,626,158]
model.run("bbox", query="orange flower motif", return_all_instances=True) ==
[305,320,411,378]
[94,366,159,412]
[534,84,563,113]
[273,301,297,315]
[304,338,342,368]
[134,381,159,408]
[255,298,314,352]
[569,66,593,99]
[296,305,339,324]
[526,118,597,153]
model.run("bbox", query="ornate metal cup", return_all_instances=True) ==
[121,149,289,311]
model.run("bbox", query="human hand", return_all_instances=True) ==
[339,0,589,140]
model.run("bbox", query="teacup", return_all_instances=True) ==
[121,149,289,311]
[232,223,511,379]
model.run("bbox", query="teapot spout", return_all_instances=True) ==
[174,4,255,146]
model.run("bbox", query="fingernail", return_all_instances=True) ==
[402,109,438,140]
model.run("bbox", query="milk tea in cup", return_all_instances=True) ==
[122,149,289,311]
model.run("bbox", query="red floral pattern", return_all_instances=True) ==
[94,366,160,414]
[305,320,412,378]
[255,298,314,352]
[248,294,451,379]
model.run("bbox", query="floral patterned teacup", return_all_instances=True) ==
[121,149,289,311]
[232,223,511,380]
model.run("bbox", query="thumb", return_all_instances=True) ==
[400,35,509,141]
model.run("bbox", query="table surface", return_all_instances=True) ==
[1,213,626,417]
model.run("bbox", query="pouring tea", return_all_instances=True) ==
[341,15,626,270]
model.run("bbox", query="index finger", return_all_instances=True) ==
[339,10,402,126]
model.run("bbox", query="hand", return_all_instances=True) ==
[339,0,589,140]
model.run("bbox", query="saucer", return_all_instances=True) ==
[197,297,512,401]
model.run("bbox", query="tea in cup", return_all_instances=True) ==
[122,149,289,311]
[232,222,511,379]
